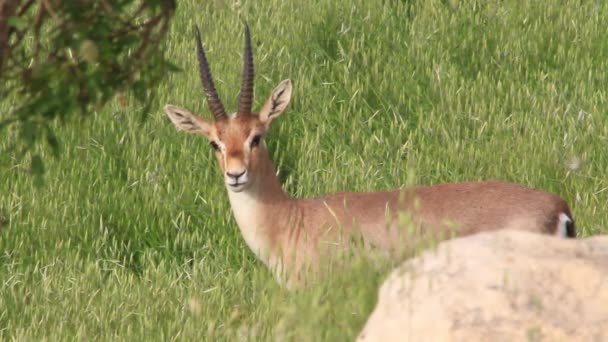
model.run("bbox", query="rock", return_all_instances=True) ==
[358,230,608,342]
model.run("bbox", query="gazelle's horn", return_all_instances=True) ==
[194,25,227,120]
[237,22,254,115]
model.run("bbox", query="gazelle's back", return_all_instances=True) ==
[292,181,575,252]
[403,181,574,236]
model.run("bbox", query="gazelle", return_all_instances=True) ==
[164,24,576,287]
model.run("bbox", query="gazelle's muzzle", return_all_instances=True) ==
[224,157,249,192]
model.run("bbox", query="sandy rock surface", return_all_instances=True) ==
[358,230,608,342]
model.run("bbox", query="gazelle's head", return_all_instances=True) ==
[164,24,292,193]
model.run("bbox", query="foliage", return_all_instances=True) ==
[0,0,176,178]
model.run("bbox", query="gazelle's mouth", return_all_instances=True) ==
[227,181,248,192]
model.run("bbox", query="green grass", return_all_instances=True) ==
[1,0,607,340]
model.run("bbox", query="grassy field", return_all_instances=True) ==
[1,0,607,340]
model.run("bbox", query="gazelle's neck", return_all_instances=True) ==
[226,145,292,268]
[226,144,290,204]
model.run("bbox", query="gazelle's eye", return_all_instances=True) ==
[250,135,262,148]
[209,141,220,151]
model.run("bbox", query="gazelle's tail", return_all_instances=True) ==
[556,212,576,238]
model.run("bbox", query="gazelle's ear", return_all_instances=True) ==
[259,79,292,127]
[164,104,213,136]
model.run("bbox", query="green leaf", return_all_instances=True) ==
[7,16,27,30]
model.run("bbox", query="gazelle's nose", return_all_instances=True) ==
[226,170,246,181]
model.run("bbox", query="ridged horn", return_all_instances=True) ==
[237,22,254,115]
[194,26,227,120]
